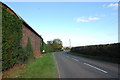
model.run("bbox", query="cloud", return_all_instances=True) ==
[103,3,119,9]
[76,17,100,22]
[107,3,119,8]
[76,17,89,22]
[88,17,100,20]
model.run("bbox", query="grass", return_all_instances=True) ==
[3,53,58,78]
[68,52,120,64]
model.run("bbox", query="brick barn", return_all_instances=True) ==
[1,2,43,57]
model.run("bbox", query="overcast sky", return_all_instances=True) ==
[4,2,118,47]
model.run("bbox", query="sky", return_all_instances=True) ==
[3,2,118,47]
[1,0,119,2]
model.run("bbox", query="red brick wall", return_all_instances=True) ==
[21,24,41,57]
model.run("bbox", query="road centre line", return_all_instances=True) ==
[65,54,108,74]
[84,63,108,74]
[66,56,69,58]
[72,58,79,61]
[65,55,79,62]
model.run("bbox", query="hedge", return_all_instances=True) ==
[71,43,119,59]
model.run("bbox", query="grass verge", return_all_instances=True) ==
[3,53,58,78]
[68,52,120,64]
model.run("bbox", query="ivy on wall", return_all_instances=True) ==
[2,7,22,70]
[40,39,44,54]
[25,38,34,59]
[2,7,34,71]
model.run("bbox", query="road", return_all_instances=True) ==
[54,52,119,78]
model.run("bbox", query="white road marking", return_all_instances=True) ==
[84,63,108,74]
[72,58,79,61]
[53,53,61,78]
[66,56,69,58]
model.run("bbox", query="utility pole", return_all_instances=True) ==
[69,39,71,48]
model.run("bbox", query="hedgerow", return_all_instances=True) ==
[71,43,119,59]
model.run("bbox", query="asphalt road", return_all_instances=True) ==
[53,52,119,78]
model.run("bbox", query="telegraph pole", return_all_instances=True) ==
[69,39,71,48]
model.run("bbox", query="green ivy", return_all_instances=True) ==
[40,39,44,54]
[2,7,22,71]
[25,38,34,59]
[2,7,34,71]
[15,38,34,64]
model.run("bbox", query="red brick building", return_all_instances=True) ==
[1,2,43,57]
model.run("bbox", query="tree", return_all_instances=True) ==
[43,42,54,53]
[52,39,63,51]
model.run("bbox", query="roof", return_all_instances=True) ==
[0,2,43,40]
